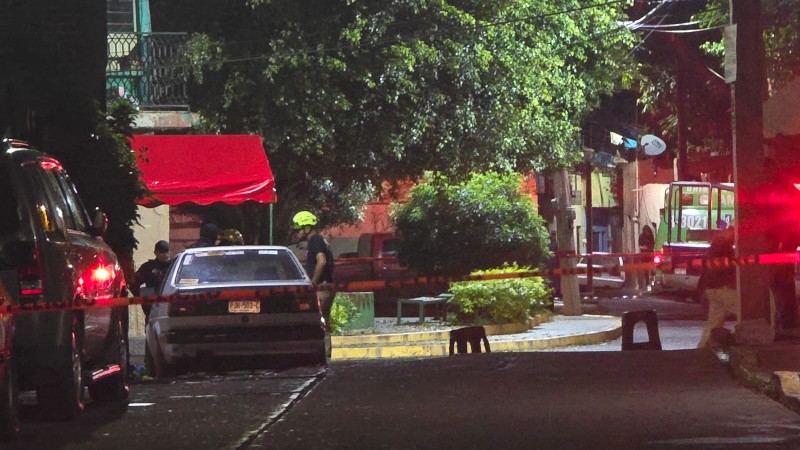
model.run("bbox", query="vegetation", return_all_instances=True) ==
[448,264,552,325]
[61,100,147,272]
[329,293,359,335]
[392,171,550,276]
[152,0,636,237]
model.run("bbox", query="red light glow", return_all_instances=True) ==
[653,253,663,265]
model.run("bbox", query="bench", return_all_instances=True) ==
[396,294,453,325]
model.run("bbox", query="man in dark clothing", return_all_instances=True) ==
[698,226,737,348]
[292,211,335,328]
[132,240,172,321]
[190,223,222,248]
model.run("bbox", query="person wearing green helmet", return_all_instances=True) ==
[219,228,244,246]
[292,211,335,332]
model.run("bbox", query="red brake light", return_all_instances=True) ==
[653,253,663,265]
[92,265,113,282]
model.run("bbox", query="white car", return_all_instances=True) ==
[576,253,626,289]
[144,246,326,377]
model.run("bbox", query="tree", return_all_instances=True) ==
[392,171,550,276]
[152,0,636,238]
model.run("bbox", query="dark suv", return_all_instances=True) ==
[0,139,129,427]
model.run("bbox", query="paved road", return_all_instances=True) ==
[2,293,767,449]
[553,292,711,351]
[8,366,325,449]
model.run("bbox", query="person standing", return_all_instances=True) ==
[292,211,335,328]
[638,225,655,291]
[132,240,172,322]
[697,225,737,348]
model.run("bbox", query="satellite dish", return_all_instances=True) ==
[641,134,667,156]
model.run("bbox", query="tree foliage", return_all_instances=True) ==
[392,171,550,276]
[152,0,635,237]
[634,1,800,166]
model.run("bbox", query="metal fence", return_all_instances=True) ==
[106,32,191,110]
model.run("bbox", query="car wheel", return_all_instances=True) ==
[0,358,20,441]
[88,318,129,402]
[37,318,84,421]
[147,330,174,379]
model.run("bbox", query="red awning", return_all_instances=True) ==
[130,135,277,207]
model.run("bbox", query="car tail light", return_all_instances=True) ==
[293,293,319,312]
[169,302,195,316]
[19,260,43,296]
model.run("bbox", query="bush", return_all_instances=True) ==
[392,171,550,276]
[329,293,359,335]
[448,264,553,325]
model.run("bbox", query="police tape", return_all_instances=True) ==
[0,251,797,315]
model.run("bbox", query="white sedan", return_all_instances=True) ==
[144,246,327,378]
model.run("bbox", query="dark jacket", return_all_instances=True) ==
[704,228,736,289]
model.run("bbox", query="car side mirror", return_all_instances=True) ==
[91,208,108,237]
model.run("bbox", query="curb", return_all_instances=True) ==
[332,316,622,360]
[726,346,800,415]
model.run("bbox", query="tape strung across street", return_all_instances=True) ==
[0,250,797,316]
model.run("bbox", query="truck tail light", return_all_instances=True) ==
[653,252,663,266]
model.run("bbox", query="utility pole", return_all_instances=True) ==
[553,169,582,316]
[730,0,772,343]
[584,160,594,293]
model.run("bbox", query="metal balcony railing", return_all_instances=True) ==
[106,32,191,110]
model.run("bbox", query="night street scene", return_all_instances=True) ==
[3,1,800,448]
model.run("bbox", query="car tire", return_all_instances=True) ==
[0,358,20,441]
[37,317,84,421]
[147,331,174,379]
[88,318,129,402]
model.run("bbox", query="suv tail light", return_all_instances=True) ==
[18,243,43,296]
[19,261,43,296]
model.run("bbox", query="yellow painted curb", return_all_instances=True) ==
[332,314,551,347]
[331,317,621,360]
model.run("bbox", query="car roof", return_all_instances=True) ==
[179,245,292,254]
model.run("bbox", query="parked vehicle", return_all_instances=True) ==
[0,280,17,440]
[334,233,411,285]
[576,253,626,289]
[653,182,735,302]
[0,139,129,423]
[334,233,420,315]
[145,245,326,378]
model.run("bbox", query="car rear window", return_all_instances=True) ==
[174,249,306,285]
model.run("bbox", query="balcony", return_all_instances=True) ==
[106,32,191,110]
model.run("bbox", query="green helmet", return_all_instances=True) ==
[219,228,244,245]
[292,211,318,229]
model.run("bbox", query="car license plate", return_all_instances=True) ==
[228,300,260,313]
[674,268,687,275]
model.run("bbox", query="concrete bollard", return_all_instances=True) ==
[621,309,662,351]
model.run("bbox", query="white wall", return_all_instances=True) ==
[132,204,171,269]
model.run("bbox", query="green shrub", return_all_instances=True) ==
[329,293,359,335]
[392,172,551,276]
[448,264,553,325]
